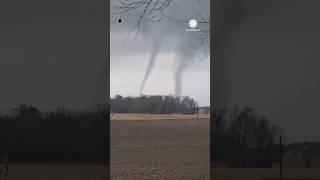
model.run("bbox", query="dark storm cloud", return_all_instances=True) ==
[110,0,210,55]
[213,0,320,143]
[111,0,210,97]
[0,0,107,111]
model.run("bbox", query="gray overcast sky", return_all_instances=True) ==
[214,0,320,143]
[110,0,210,106]
[0,0,107,112]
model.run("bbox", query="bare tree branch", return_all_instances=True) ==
[112,0,210,53]
[113,0,175,41]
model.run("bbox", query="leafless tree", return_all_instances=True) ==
[112,0,174,40]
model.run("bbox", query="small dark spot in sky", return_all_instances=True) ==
[118,19,122,23]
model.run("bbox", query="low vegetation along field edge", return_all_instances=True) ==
[110,113,210,120]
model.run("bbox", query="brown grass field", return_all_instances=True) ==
[111,113,210,180]
[0,163,107,180]
[213,168,320,180]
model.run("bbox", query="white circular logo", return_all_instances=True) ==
[188,19,198,29]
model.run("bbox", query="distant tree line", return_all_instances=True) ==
[213,106,284,167]
[110,95,199,114]
[0,104,108,164]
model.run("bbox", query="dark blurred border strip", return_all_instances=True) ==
[107,0,110,179]
[210,0,214,179]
